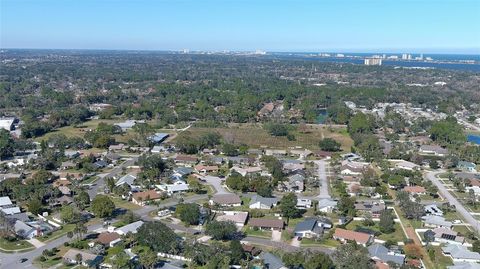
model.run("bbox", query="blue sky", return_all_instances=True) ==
[1,0,479,53]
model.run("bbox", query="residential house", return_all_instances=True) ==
[115,174,138,190]
[242,244,261,256]
[393,160,419,171]
[175,155,198,167]
[368,243,405,267]
[285,173,305,193]
[403,186,426,195]
[172,167,194,180]
[132,190,161,205]
[354,201,385,218]
[114,220,144,235]
[333,228,373,246]
[64,150,81,159]
[265,149,287,156]
[231,166,263,177]
[209,194,242,207]
[96,232,122,248]
[60,161,76,170]
[14,220,38,239]
[458,161,477,173]
[157,183,190,195]
[442,244,480,263]
[422,215,453,229]
[148,133,169,144]
[296,198,312,209]
[115,120,142,131]
[63,249,103,267]
[419,145,448,157]
[294,218,324,238]
[249,218,285,231]
[340,160,369,175]
[424,204,444,216]
[216,211,248,228]
[282,160,305,172]
[318,198,338,213]
[194,164,219,175]
[93,160,108,169]
[433,227,465,245]
[259,252,288,269]
[108,143,125,152]
[0,196,13,208]
[249,195,279,209]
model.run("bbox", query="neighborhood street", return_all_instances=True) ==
[425,170,480,234]
[314,160,331,199]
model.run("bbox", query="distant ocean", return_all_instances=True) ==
[271,52,480,72]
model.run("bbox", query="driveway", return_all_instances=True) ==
[290,236,301,247]
[272,230,282,242]
[426,170,480,234]
[26,238,45,248]
[314,160,331,199]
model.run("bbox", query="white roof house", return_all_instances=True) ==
[115,174,137,187]
[296,199,312,209]
[157,184,190,194]
[425,204,444,216]
[114,221,144,235]
[0,196,13,207]
[249,195,279,209]
[0,117,15,131]
[1,206,21,215]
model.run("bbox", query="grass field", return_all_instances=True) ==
[183,123,352,151]
[0,238,34,252]
[243,226,272,239]
[345,220,406,242]
[38,224,76,242]
[111,196,142,211]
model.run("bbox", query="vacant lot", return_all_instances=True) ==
[183,124,352,151]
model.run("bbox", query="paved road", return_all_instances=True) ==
[425,170,480,234]
[314,160,331,199]
[200,175,229,195]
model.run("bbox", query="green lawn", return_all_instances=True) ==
[111,196,142,210]
[345,221,406,242]
[301,238,340,248]
[38,224,76,242]
[243,226,272,239]
[0,238,34,252]
[430,246,453,269]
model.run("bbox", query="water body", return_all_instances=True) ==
[467,135,480,145]
[316,110,328,124]
[272,53,480,72]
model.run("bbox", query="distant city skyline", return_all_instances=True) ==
[1,0,479,54]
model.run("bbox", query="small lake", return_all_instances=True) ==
[467,134,480,145]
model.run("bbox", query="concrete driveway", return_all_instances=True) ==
[272,230,282,242]
[290,236,301,247]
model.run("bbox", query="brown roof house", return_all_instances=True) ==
[132,190,161,206]
[249,218,285,231]
[96,232,122,248]
[333,228,373,246]
[403,186,426,195]
[209,194,242,207]
[63,249,103,267]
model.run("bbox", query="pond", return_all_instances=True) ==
[316,109,328,124]
[467,134,480,145]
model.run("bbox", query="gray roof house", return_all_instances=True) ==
[458,161,477,173]
[442,244,480,263]
[14,220,37,239]
[115,174,137,187]
[63,249,103,267]
[259,252,287,269]
[294,218,324,238]
[0,196,13,207]
[249,195,279,209]
[422,215,453,229]
[368,243,405,266]
[448,262,480,269]
[318,198,338,213]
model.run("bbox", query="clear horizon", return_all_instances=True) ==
[1,0,479,54]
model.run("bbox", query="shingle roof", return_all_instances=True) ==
[0,196,13,207]
[442,244,480,260]
[249,218,284,229]
[259,252,285,269]
[294,218,317,233]
[249,195,279,207]
[211,194,241,205]
[333,228,372,244]
[368,243,405,265]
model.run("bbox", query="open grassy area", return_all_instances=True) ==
[345,220,406,242]
[183,123,353,151]
[430,246,453,269]
[0,238,34,252]
[111,196,142,211]
[301,238,340,248]
[243,226,272,239]
[38,224,76,242]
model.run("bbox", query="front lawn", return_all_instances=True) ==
[243,226,272,239]
[38,224,76,242]
[345,221,406,242]
[0,237,34,252]
[111,196,142,210]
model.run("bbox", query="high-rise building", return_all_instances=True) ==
[364,58,382,66]
[402,53,412,60]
